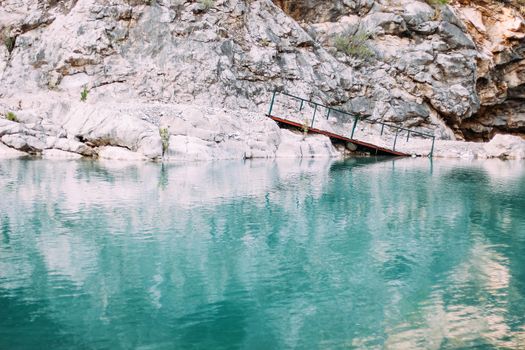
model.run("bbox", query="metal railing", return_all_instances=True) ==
[267,91,436,157]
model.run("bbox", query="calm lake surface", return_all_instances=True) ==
[1,158,524,349]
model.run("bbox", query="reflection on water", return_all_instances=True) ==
[0,158,524,349]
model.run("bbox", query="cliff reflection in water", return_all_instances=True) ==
[0,158,524,349]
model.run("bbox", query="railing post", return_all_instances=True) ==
[380,124,385,136]
[393,130,399,151]
[406,131,410,142]
[311,104,318,128]
[430,136,435,158]
[268,90,277,116]
[299,100,304,111]
[326,108,331,120]
[351,116,359,139]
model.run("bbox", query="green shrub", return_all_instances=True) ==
[425,0,448,20]
[199,0,214,11]
[6,111,18,122]
[333,31,375,59]
[259,38,271,47]
[80,86,89,102]
[159,127,170,155]
[4,36,16,53]
[426,0,449,6]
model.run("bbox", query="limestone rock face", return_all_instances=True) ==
[0,0,524,160]
[453,0,525,140]
[274,0,525,141]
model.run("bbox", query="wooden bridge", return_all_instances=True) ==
[267,91,435,157]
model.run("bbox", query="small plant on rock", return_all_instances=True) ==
[425,0,449,19]
[259,38,271,47]
[80,86,89,102]
[4,36,16,53]
[333,31,375,60]
[159,127,170,156]
[199,0,214,11]
[6,111,18,122]
[425,0,449,6]
[302,117,310,140]
[2,27,16,54]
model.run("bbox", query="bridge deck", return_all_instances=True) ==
[268,115,409,157]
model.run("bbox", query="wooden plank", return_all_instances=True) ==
[267,115,409,157]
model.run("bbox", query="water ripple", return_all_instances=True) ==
[0,158,524,349]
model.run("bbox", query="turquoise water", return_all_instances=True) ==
[1,158,524,349]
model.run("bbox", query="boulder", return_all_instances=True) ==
[46,137,94,156]
[97,146,148,161]
[438,22,476,50]
[402,2,435,30]
[1,134,45,153]
[57,103,163,159]
[0,119,26,137]
[484,134,525,159]
[42,149,83,159]
[360,12,407,36]
[0,142,28,158]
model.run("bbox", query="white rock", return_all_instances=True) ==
[0,142,28,158]
[47,137,94,156]
[160,104,282,161]
[0,118,26,137]
[484,134,525,159]
[1,134,45,153]
[275,130,340,158]
[42,149,83,159]
[459,7,486,33]
[97,146,148,161]
[167,135,216,161]
[10,110,41,124]
[56,103,162,159]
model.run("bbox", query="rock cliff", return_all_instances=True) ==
[0,0,524,160]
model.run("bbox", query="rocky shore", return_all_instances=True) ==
[1,97,524,160]
[0,98,340,161]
